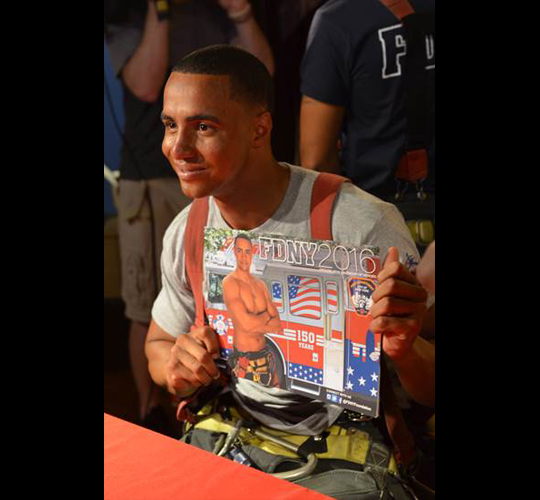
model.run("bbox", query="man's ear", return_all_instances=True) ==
[252,111,272,148]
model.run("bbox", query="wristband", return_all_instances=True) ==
[155,0,170,21]
[228,3,253,24]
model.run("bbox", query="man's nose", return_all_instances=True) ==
[171,129,197,160]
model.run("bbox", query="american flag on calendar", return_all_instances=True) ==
[287,275,322,319]
[271,282,283,309]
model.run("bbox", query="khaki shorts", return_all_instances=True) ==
[118,178,191,323]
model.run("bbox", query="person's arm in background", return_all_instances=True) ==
[122,1,169,102]
[219,0,275,75]
[416,241,435,340]
[300,95,344,173]
[299,7,348,173]
[416,241,435,296]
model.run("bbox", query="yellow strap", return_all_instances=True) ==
[192,412,398,473]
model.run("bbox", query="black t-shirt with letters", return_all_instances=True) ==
[301,0,435,197]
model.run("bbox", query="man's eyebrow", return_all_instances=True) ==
[186,114,221,124]
[160,113,222,124]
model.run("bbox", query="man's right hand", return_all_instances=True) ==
[165,326,221,396]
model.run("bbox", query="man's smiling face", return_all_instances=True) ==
[161,72,254,199]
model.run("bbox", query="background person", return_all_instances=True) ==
[299,0,435,250]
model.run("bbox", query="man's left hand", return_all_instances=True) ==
[370,247,428,361]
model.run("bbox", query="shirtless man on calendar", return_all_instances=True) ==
[222,233,282,387]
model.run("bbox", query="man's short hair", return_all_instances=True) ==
[234,233,252,247]
[172,45,274,114]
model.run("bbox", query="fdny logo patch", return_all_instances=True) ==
[348,278,376,316]
[212,314,228,336]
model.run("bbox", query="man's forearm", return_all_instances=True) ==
[392,336,435,408]
[264,315,282,332]
[146,338,174,389]
[122,1,169,102]
[232,309,272,334]
[299,96,344,172]
[249,318,281,335]
[233,17,275,75]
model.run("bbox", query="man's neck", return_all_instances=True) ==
[214,158,291,230]
[233,268,252,284]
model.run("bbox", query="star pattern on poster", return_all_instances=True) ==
[345,337,380,399]
[289,362,323,385]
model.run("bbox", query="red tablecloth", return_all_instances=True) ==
[104,413,332,500]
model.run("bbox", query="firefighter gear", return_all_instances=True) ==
[228,345,280,388]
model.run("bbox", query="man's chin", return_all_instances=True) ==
[178,179,213,199]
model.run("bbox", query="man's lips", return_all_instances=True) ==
[176,164,207,180]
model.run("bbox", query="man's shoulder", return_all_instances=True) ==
[317,0,363,17]
[222,273,238,287]
[312,0,426,39]
[313,0,385,27]
[335,181,394,217]
[333,182,408,245]
[286,165,393,218]
[252,275,269,290]
[286,163,318,190]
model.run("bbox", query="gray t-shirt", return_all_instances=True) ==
[152,164,423,435]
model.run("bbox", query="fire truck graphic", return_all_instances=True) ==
[204,234,383,417]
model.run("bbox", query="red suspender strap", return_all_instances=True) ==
[378,0,414,20]
[177,196,228,422]
[310,172,416,470]
[395,149,428,183]
[310,172,350,241]
[183,197,210,329]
